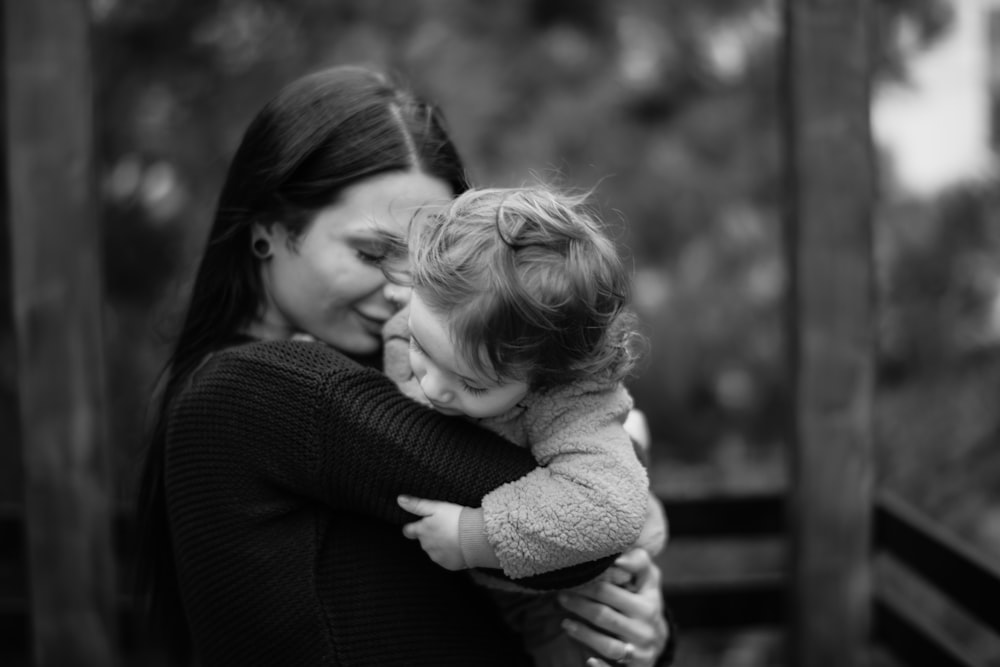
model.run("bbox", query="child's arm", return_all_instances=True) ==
[399,387,657,576]
[477,383,649,579]
[397,495,501,570]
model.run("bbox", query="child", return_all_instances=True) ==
[386,185,662,667]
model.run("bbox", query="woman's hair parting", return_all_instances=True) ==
[409,185,643,390]
[136,65,469,661]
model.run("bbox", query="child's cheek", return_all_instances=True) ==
[409,349,425,380]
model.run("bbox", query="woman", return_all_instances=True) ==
[137,65,673,666]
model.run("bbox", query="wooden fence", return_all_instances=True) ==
[4,493,1000,664]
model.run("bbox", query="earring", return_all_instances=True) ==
[252,238,271,259]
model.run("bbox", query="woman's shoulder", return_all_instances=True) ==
[221,338,361,370]
[183,339,377,398]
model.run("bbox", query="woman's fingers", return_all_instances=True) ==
[633,494,669,556]
[561,617,655,666]
[561,589,656,643]
[615,548,655,578]
[602,565,634,588]
[610,549,662,595]
[570,578,658,622]
[567,581,639,619]
[560,549,671,666]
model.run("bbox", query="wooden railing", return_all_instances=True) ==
[872,492,1000,667]
[2,492,999,664]
[657,493,785,630]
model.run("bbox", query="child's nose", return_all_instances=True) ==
[419,372,453,404]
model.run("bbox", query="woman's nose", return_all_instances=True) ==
[383,283,411,309]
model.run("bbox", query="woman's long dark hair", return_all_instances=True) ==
[135,65,469,662]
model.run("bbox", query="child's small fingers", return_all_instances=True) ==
[397,495,436,516]
[401,522,419,539]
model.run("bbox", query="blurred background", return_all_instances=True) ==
[6,0,1000,664]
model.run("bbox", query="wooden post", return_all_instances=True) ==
[988,8,1000,151]
[0,0,22,512]
[4,0,117,664]
[782,1,875,666]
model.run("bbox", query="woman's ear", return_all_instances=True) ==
[251,223,279,259]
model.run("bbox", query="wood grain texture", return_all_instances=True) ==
[4,0,118,663]
[782,1,876,665]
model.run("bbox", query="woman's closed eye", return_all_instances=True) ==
[355,248,386,265]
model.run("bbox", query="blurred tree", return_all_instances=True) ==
[97,1,1000,564]
[91,2,1000,665]
[877,180,1000,554]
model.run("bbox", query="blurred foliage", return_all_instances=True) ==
[97,0,793,496]
[91,0,1000,664]
[877,181,1000,556]
[96,0,999,600]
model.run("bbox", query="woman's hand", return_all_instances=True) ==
[634,493,669,558]
[559,548,673,666]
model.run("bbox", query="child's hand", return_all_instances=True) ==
[398,495,466,571]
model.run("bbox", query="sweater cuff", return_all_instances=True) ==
[458,507,501,569]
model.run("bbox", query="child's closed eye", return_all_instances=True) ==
[460,382,488,396]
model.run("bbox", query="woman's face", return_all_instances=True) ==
[253,170,452,355]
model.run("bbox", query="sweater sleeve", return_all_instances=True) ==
[481,382,650,579]
[215,341,614,589]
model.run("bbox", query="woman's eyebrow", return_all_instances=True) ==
[346,228,384,244]
[346,233,393,255]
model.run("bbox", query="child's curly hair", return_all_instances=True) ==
[408,185,643,390]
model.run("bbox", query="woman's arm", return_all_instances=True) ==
[227,341,616,588]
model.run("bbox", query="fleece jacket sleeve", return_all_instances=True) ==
[481,382,650,579]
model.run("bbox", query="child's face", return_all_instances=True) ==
[408,291,530,419]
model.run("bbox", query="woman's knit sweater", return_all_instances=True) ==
[164,340,614,666]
